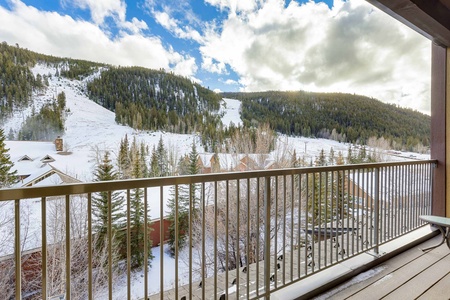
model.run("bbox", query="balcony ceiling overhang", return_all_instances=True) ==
[366,0,450,47]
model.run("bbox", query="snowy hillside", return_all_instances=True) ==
[0,64,431,300]
[3,64,430,183]
[5,64,199,181]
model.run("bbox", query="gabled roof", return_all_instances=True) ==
[16,164,81,187]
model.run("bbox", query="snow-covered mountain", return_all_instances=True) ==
[4,64,429,183]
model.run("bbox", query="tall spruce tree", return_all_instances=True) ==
[156,136,168,177]
[130,153,153,268]
[167,141,200,255]
[149,146,160,177]
[0,129,17,188]
[187,141,200,209]
[118,134,130,179]
[92,151,124,249]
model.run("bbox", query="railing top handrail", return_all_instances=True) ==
[0,160,437,201]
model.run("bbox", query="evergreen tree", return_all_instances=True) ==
[188,141,200,209]
[118,134,130,179]
[291,149,298,167]
[156,136,168,176]
[316,148,327,166]
[92,151,124,249]
[0,129,17,188]
[358,145,367,163]
[346,145,354,164]
[149,146,160,177]
[139,143,149,178]
[130,153,153,268]
[177,154,189,176]
[329,147,335,165]
[167,141,200,255]
[57,91,66,110]
[336,151,345,165]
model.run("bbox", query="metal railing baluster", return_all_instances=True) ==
[0,160,436,300]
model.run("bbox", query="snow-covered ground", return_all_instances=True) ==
[220,98,242,128]
[3,64,430,182]
[4,64,199,181]
[0,64,431,299]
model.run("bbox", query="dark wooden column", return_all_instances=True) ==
[431,43,447,216]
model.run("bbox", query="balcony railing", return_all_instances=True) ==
[0,160,436,300]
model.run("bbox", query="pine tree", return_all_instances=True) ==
[177,154,189,175]
[316,148,327,166]
[0,129,17,188]
[156,136,168,176]
[118,134,130,179]
[187,141,200,211]
[336,151,345,165]
[149,146,160,177]
[358,145,367,163]
[167,141,200,255]
[346,145,354,164]
[328,147,335,165]
[92,151,124,250]
[130,153,153,268]
[139,143,149,178]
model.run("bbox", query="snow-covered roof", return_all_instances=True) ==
[7,141,56,176]
[198,153,275,171]
[18,155,33,162]
[350,167,432,203]
[13,163,81,187]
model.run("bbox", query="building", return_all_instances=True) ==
[1,1,450,299]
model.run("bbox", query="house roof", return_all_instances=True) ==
[14,164,81,187]
[349,168,432,202]
[198,153,275,171]
[7,141,56,176]
[6,140,82,186]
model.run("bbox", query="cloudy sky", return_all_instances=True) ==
[0,0,431,113]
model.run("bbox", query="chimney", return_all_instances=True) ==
[55,136,63,152]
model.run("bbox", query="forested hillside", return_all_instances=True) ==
[0,42,102,118]
[223,91,430,150]
[0,42,104,141]
[0,42,431,152]
[86,67,223,139]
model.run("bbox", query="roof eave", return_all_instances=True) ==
[366,0,450,47]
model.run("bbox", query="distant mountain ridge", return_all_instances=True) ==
[0,42,430,151]
[223,91,430,150]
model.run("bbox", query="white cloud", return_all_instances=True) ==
[62,0,149,34]
[199,0,431,113]
[121,17,149,34]
[224,79,238,85]
[204,0,259,14]
[146,2,204,43]
[202,57,227,74]
[63,0,127,25]
[171,55,198,77]
[0,1,196,78]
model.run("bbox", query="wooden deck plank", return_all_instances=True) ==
[312,235,443,299]
[345,242,450,299]
[417,271,450,300]
[382,252,450,299]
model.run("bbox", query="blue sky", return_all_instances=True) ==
[0,0,431,113]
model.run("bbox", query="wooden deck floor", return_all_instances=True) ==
[313,234,450,300]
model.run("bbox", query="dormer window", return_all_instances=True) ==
[41,155,55,163]
[18,155,33,162]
